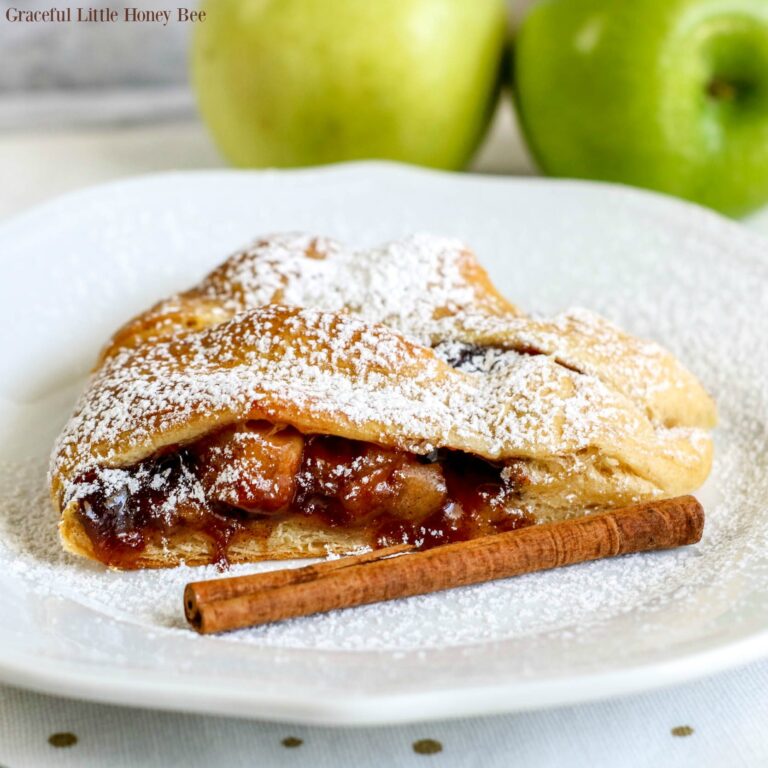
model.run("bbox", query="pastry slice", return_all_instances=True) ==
[49,235,716,569]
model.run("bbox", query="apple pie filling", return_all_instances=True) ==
[72,421,532,568]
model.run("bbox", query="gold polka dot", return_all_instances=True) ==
[671,725,694,737]
[282,736,303,748]
[413,738,443,755]
[48,732,78,748]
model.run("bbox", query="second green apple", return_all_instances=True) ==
[193,0,506,169]
[515,0,768,216]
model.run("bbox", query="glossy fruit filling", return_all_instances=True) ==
[73,421,532,567]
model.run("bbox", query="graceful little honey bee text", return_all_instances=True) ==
[5,7,207,25]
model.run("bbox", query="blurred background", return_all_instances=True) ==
[0,0,529,128]
[3,0,768,220]
[0,0,535,217]
[0,0,191,127]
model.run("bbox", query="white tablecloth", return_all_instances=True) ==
[1,104,767,767]
[0,662,765,767]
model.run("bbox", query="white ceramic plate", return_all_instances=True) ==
[0,163,766,726]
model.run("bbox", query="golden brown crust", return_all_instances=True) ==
[59,501,366,569]
[50,233,716,569]
[98,234,715,432]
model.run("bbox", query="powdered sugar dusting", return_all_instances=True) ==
[0,172,765,677]
[50,235,712,526]
[201,233,488,343]
[0,409,758,651]
[1,234,763,654]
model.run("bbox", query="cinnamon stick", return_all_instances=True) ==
[184,496,704,634]
[184,543,413,617]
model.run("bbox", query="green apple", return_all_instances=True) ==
[192,0,507,169]
[514,0,768,216]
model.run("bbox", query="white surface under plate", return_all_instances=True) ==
[0,163,766,725]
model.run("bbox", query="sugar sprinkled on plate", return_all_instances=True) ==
[0,225,764,654]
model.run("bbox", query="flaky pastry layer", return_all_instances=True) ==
[50,234,716,568]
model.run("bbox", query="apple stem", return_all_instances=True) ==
[707,77,737,102]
